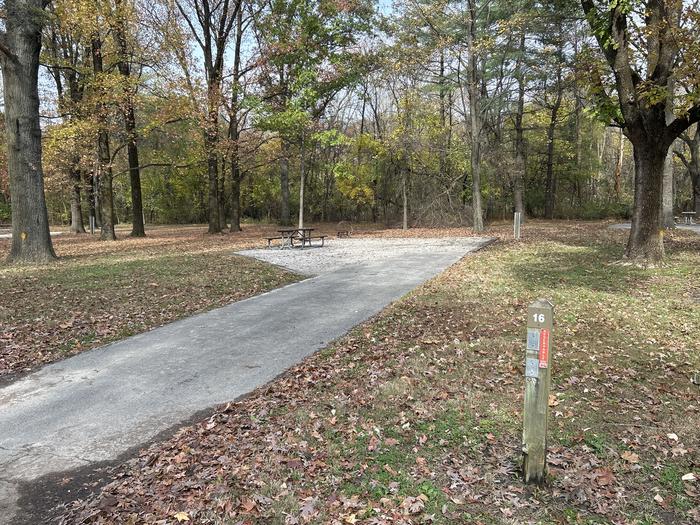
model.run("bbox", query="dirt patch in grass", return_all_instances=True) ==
[40,222,700,523]
[0,224,304,378]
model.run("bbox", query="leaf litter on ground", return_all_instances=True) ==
[22,221,700,524]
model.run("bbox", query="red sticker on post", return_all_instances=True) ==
[538,329,549,368]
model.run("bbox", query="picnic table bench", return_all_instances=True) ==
[681,211,697,225]
[336,221,352,238]
[266,228,326,249]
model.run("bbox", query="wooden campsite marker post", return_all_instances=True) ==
[522,299,553,484]
[514,212,522,240]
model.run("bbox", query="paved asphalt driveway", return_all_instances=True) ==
[0,236,492,522]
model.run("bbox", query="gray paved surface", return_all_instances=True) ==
[0,236,492,522]
[241,237,493,275]
[611,222,700,235]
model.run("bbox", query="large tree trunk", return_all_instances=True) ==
[1,0,56,262]
[114,0,145,237]
[125,104,145,236]
[579,0,699,264]
[92,35,116,241]
[69,169,86,233]
[279,140,291,225]
[96,129,116,240]
[87,172,98,231]
[205,128,221,233]
[229,7,244,233]
[203,61,221,233]
[626,142,667,262]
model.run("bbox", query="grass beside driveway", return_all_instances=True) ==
[47,222,700,523]
[0,225,300,378]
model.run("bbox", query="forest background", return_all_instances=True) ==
[0,0,698,249]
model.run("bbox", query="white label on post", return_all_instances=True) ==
[527,328,540,350]
[525,357,540,378]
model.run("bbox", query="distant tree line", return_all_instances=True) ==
[1,0,700,263]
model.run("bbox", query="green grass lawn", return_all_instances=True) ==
[0,226,299,377]
[58,222,700,524]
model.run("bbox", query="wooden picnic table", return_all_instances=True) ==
[278,227,314,249]
[681,211,697,225]
[265,228,327,249]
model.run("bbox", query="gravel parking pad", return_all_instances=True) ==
[239,236,494,275]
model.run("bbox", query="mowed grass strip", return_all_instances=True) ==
[60,222,700,525]
[0,225,300,377]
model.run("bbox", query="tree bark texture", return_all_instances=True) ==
[1,0,56,262]
[69,169,86,233]
[125,110,145,237]
[113,0,145,237]
[205,114,221,233]
[87,172,98,230]
[96,128,116,240]
[91,35,117,241]
[229,7,244,232]
[626,143,666,261]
